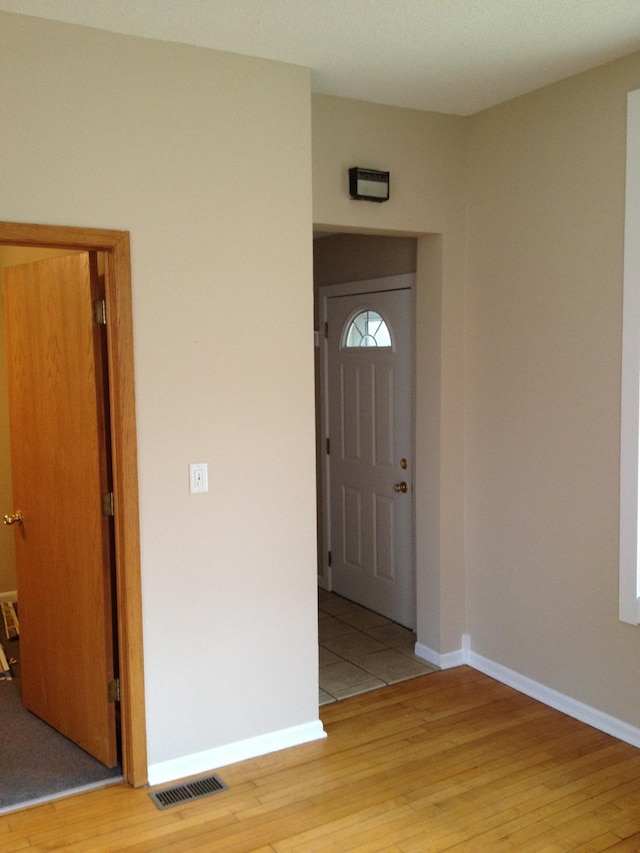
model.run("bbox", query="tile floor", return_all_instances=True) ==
[318,589,438,705]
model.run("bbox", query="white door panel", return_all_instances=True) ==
[325,283,414,627]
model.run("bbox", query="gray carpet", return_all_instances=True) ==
[0,625,121,810]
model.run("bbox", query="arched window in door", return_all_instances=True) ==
[344,309,392,348]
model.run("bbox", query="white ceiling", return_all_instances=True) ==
[2,0,640,115]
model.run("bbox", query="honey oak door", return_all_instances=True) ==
[2,252,118,767]
[325,280,414,628]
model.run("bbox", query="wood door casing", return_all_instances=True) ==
[0,221,147,787]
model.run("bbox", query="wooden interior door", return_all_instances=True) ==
[326,284,414,628]
[2,252,118,768]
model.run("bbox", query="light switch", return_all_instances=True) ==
[189,463,208,494]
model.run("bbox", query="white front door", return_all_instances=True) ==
[324,277,414,628]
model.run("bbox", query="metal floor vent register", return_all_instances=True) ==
[149,773,228,810]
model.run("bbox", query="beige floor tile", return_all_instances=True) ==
[319,689,335,706]
[361,621,416,650]
[317,592,437,703]
[318,612,360,640]
[353,649,437,684]
[318,595,361,617]
[398,648,434,664]
[321,631,386,660]
[319,660,385,696]
[336,606,391,631]
[331,679,387,701]
[319,646,342,666]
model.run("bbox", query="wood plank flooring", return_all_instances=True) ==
[3,667,640,851]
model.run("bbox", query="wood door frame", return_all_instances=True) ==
[0,221,147,787]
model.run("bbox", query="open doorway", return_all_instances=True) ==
[0,247,122,808]
[0,222,147,808]
[314,233,426,702]
[314,233,418,604]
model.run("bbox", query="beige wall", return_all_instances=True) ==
[466,53,640,725]
[313,233,417,287]
[3,7,639,772]
[312,94,468,653]
[314,60,640,731]
[0,12,318,770]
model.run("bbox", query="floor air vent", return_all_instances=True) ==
[149,773,228,810]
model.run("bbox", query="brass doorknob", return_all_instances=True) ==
[3,511,23,526]
[394,482,408,493]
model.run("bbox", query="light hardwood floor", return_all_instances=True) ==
[3,667,640,851]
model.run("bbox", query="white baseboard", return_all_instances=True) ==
[468,649,640,750]
[414,633,469,670]
[0,591,17,603]
[149,637,640,788]
[418,631,640,750]
[147,719,326,787]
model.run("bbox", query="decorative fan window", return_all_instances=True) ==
[344,310,392,348]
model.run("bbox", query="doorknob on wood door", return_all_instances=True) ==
[3,511,23,526]
[394,482,408,493]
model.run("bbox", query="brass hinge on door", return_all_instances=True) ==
[93,299,107,325]
[108,678,120,704]
[102,492,114,517]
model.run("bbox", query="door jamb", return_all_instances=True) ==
[0,221,147,787]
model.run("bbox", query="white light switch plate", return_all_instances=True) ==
[189,462,208,494]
